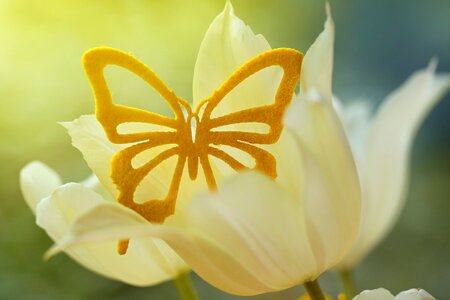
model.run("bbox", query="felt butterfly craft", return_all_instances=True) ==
[83,47,302,253]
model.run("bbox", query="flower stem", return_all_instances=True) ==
[304,279,326,300]
[173,272,200,300]
[339,269,356,299]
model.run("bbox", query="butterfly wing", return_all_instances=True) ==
[196,48,303,180]
[83,47,189,223]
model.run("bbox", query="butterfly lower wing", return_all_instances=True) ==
[113,141,186,223]
[113,142,187,255]
[209,140,276,176]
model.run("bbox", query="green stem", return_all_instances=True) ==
[304,279,326,300]
[339,269,356,299]
[173,272,200,300]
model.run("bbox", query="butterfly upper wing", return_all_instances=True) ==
[200,48,302,143]
[196,48,303,179]
[83,47,190,223]
[83,47,185,143]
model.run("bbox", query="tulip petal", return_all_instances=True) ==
[300,4,334,103]
[397,289,436,300]
[341,62,450,267]
[284,5,361,273]
[353,288,395,300]
[285,95,361,273]
[332,97,373,166]
[37,182,187,286]
[61,115,123,198]
[46,172,316,295]
[20,161,62,213]
[192,1,281,113]
[169,172,318,295]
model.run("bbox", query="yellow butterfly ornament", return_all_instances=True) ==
[83,47,303,254]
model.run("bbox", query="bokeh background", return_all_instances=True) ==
[0,0,449,299]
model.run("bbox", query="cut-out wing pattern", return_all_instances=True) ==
[83,47,302,254]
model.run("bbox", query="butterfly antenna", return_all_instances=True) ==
[177,99,192,119]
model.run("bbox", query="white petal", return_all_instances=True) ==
[38,183,187,286]
[61,115,122,198]
[47,173,316,295]
[192,1,281,112]
[45,200,164,257]
[300,4,334,103]
[169,172,317,295]
[270,130,305,200]
[397,289,436,300]
[341,62,450,268]
[285,5,360,271]
[353,288,396,300]
[333,97,373,167]
[80,173,115,201]
[20,161,62,214]
[285,93,361,273]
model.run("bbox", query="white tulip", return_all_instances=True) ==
[354,288,435,300]
[31,3,361,296]
[336,58,450,269]
[20,161,188,286]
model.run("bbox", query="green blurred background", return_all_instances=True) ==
[0,0,449,299]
